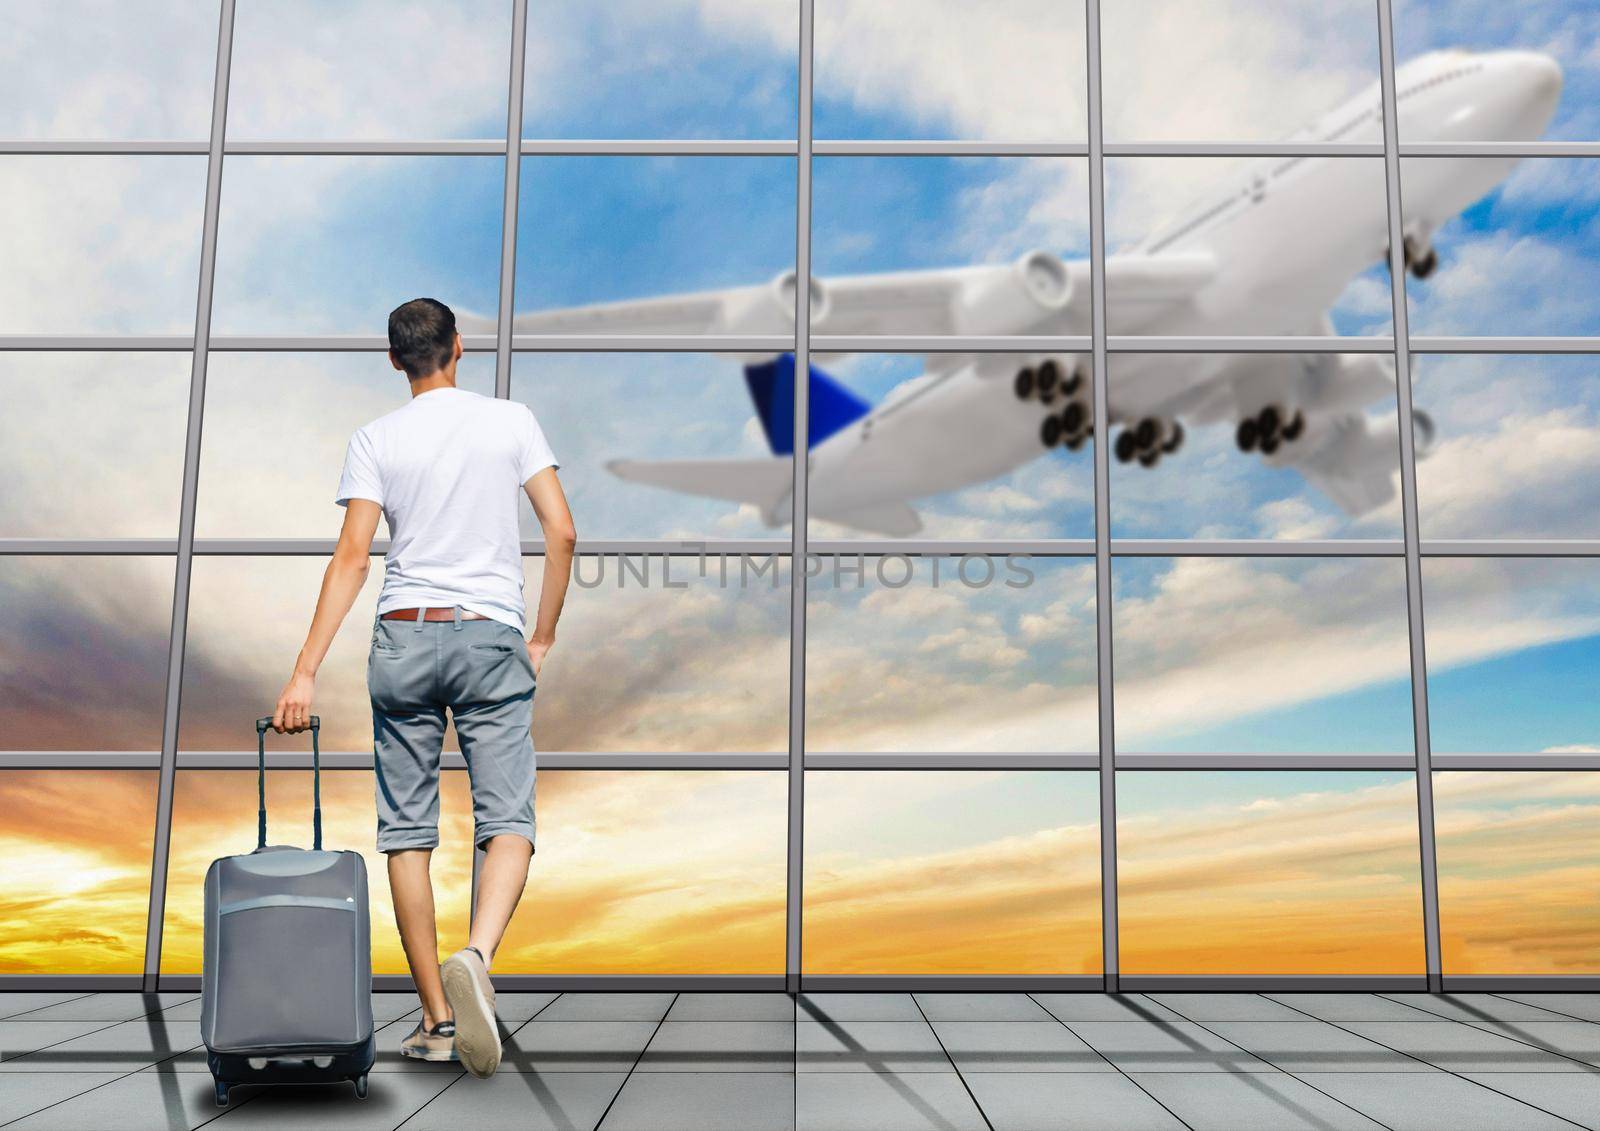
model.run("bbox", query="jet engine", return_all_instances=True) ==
[770,269,831,327]
[956,250,1073,335]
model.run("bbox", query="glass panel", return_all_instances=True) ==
[227,0,511,140]
[806,557,1098,753]
[803,771,1101,975]
[1101,0,1379,142]
[1435,771,1600,975]
[0,1,218,140]
[523,1,797,139]
[0,353,188,538]
[795,353,1096,541]
[1117,771,1424,975]
[179,554,790,754]
[814,1,1087,141]
[1402,158,1600,337]
[1423,558,1600,754]
[0,770,156,974]
[513,157,795,318]
[1105,157,1393,338]
[196,353,496,538]
[0,558,173,750]
[1112,557,1414,754]
[1413,355,1600,540]
[509,353,792,541]
[0,157,206,334]
[1108,353,1404,540]
[211,157,503,335]
[161,770,473,975]
[1393,3,1575,142]
[496,771,787,973]
[811,157,1089,336]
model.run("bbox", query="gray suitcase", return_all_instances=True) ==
[200,716,375,1107]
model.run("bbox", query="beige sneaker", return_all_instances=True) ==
[440,947,500,1078]
[399,1019,458,1062]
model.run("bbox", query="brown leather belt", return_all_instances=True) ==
[380,607,490,622]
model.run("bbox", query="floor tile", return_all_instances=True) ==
[1339,1019,1586,1072]
[637,1020,794,1072]
[1500,994,1600,1024]
[205,1069,459,1127]
[1203,1020,1433,1072]
[796,1020,947,1074]
[604,1071,794,1131]
[485,992,562,1022]
[914,994,1052,1021]
[1384,994,1577,1024]
[0,1023,122,1063]
[0,1072,122,1124]
[798,994,921,1022]
[0,1018,200,1072]
[667,993,795,1021]
[1031,994,1184,1024]
[965,1072,1186,1130]
[1267,993,1446,1022]
[0,996,96,1022]
[796,1071,986,1131]
[401,1069,624,1130]
[8,994,197,1024]
[499,1020,659,1072]
[1476,1021,1600,1067]
[1146,993,1307,1022]
[929,1021,1113,1073]
[1464,1071,1600,1128]
[7,1070,232,1130]
[1298,1071,1577,1130]
[1065,1020,1275,1072]
[531,993,674,1022]
[1130,1072,1385,1131]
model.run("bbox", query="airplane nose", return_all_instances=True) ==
[1509,50,1563,124]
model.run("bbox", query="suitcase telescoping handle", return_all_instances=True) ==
[254,715,322,852]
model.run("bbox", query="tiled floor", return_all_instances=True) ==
[0,991,1597,1129]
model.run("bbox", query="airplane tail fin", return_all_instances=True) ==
[744,353,871,456]
[606,457,793,526]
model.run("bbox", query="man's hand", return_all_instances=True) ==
[273,671,316,733]
[527,637,551,679]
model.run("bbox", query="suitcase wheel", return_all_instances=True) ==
[213,1079,230,1108]
[353,1074,369,1100]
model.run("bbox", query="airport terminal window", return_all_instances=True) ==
[1117,771,1426,976]
[2,0,1596,986]
[0,558,174,751]
[0,771,158,975]
[802,771,1102,976]
[0,353,189,539]
[1112,557,1415,755]
[805,556,1099,753]
[1433,771,1600,975]
[524,0,799,139]
[0,156,206,335]
[496,771,788,975]
[1422,558,1600,755]
[160,770,474,976]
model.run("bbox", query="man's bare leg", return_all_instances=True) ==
[466,834,533,965]
[387,848,451,1027]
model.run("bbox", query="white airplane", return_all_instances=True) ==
[477,49,1563,535]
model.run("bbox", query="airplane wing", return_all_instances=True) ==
[605,456,793,525]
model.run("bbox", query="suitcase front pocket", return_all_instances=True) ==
[212,897,364,1053]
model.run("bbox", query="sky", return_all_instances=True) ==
[1,0,1598,976]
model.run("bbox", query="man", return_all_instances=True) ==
[271,297,575,1079]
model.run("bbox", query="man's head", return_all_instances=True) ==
[387,297,462,380]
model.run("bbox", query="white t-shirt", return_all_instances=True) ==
[335,387,558,633]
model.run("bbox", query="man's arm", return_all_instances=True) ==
[272,499,382,733]
[524,467,575,676]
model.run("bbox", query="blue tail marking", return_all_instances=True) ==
[743,354,871,456]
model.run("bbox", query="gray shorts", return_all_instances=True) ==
[367,612,537,853]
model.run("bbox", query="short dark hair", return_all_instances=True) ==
[387,297,457,379]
